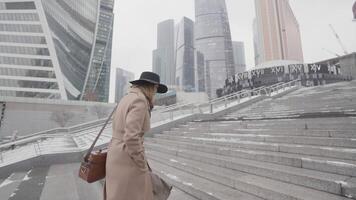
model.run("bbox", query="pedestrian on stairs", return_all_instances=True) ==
[105,71,168,200]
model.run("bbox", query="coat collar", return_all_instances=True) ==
[128,87,152,112]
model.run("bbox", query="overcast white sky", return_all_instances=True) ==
[109,0,356,102]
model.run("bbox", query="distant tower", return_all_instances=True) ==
[152,19,175,87]
[195,0,235,98]
[353,1,356,20]
[175,17,195,92]
[115,68,134,102]
[254,0,303,65]
[232,41,247,73]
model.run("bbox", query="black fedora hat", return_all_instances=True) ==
[130,71,168,93]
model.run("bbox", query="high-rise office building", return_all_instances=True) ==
[232,41,246,73]
[353,1,356,20]
[195,0,235,98]
[115,68,134,102]
[254,0,303,65]
[175,17,195,92]
[0,0,114,102]
[195,51,205,92]
[152,19,175,87]
[253,18,261,65]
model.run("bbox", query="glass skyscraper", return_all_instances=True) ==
[254,0,303,65]
[115,68,134,103]
[152,19,175,87]
[175,17,195,92]
[0,0,114,102]
[232,41,246,74]
[195,0,235,98]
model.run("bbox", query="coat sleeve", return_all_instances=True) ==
[123,97,148,171]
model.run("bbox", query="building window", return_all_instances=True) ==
[0,45,50,56]
[0,34,46,44]
[0,56,53,67]
[0,79,59,89]
[0,13,39,21]
[0,90,60,99]
[0,23,43,33]
[4,2,36,10]
[0,67,55,78]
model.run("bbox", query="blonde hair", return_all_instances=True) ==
[131,84,156,108]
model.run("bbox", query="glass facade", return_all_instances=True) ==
[195,0,235,98]
[195,51,205,92]
[175,17,195,92]
[0,34,46,44]
[0,12,39,21]
[232,41,246,74]
[115,68,134,102]
[0,2,36,10]
[0,0,114,101]
[152,19,175,87]
[81,0,114,102]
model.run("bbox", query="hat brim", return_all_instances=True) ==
[130,79,168,93]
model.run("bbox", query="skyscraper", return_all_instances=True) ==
[254,0,303,65]
[353,1,356,20]
[232,41,246,73]
[152,19,175,87]
[115,68,134,102]
[195,51,205,92]
[195,0,235,98]
[175,17,195,92]
[0,0,114,102]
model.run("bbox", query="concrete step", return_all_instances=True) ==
[153,134,356,161]
[185,117,356,128]
[227,107,356,115]
[145,138,356,176]
[148,158,264,200]
[168,188,199,200]
[147,150,352,200]
[166,129,356,139]
[145,142,355,197]
[0,171,27,199]
[174,125,356,133]
[160,132,356,148]
[184,119,356,130]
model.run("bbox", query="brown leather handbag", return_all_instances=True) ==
[79,105,117,183]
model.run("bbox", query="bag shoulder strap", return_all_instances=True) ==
[84,104,118,161]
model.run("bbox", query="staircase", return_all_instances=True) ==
[144,81,356,200]
[0,81,355,200]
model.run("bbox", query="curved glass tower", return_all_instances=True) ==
[0,0,114,102]
[195,0,235,98]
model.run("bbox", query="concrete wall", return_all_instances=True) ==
[340,53,356,79]
[0,98,115,138]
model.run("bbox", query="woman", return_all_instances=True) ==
[105,71,168,200]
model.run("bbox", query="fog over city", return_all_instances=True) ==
[109,0,356,102]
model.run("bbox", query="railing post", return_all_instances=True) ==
[237,94,240,103]
[169,111,173,120]
[224,97,227,108]
[210,103,213,113]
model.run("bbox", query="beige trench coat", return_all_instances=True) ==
[105,87,153,200]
